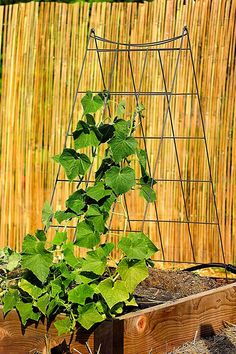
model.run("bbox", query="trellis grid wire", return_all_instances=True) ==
[48,26,227,273]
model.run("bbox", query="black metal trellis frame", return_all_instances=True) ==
[49,26,227,270]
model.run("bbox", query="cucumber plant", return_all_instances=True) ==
[1,91,158,335]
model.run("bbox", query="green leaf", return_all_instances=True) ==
[86,182,111,202]
[85,205,106,233]
[105,166,135,195]
[78,303,105,330]
[116,101,126,118]
[19,279,44,299]
[137,148,147,172]
[139,185,156,202]
[35,230,46,241]
[118,232,158,260]
[46,298,58,316]
[6,252,21,271]
[75,271,99,284]
[63,242,79,268]
[36,293,50,315]
[59,148,91,181]
[42,201,53,230]
[98,124,115,143]
[81,91,104,115]
[21,236,53,283]
[109,135,137,163]
[66,189,85,214]
[96,279,129,309]
[73,121,100,149]
[68,284,94,305]
[117,259,149,292]
[3,289,20,314]
[16,301,40,326]
[50,278,63,297]
[54,317,72,336]
[99,243,114,256]
[54,210,77,224]
[52,231,67,246]
[113,119,130,137]
[75,221,100,249]
[85,114,96,126]
[81,249,107,275]
[52,154,60,163]
[100,192,116,213]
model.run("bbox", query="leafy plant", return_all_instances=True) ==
[1,91,158,335]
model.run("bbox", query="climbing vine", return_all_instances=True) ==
[1,91,158,335]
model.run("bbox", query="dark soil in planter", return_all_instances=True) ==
[134,268,224,308]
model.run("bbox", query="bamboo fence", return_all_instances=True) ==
[0,0,235,266]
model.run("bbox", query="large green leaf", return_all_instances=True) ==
[68,284,94,305]
[137,148,147,174]
[81,91,104,115]
[117,259,149,292]
[78,303,105,330]
[54,210,77,224]
[73,121,100,149]
[81,249,107,275]
[75,221,100,249]
[16,301,40,326]
[66,189,85,214]
[42,201,53,230]
[86,182,111,202]
[85,205,106,233]
[52,231,67,246]
[63,242,79,268]
[113,119,130,137]
[105,166,135,195]
[95,158,115,181]
[19,279,44,300]
[116,101,126,118]
[118,232,158,260]
[6,252,21,271]
[36,293,50,315]
[109,135,137,163]
[59,148,91,181]
[96,279,130,309]
[21,236,53,283]
[139,185,156,202]
[3,289,20,314]
[54,317,72,336]
[98,124,115,143]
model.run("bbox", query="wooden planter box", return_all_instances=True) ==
[0,282,235,354]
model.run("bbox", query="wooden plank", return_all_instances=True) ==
[0,283,235,353]
[0,309,94,354]
[116,282,236,354]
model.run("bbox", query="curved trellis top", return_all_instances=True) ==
[49,27,227,271]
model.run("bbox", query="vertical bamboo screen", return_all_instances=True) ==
[0,0,235,265]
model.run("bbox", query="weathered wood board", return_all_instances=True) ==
[95,282,236,354]
[0,282,235,353]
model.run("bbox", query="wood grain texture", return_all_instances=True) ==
[0,309,94,354]
[0,283,235,353]
[116,282,236,354]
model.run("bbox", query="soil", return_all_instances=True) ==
[134,268,222,307]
